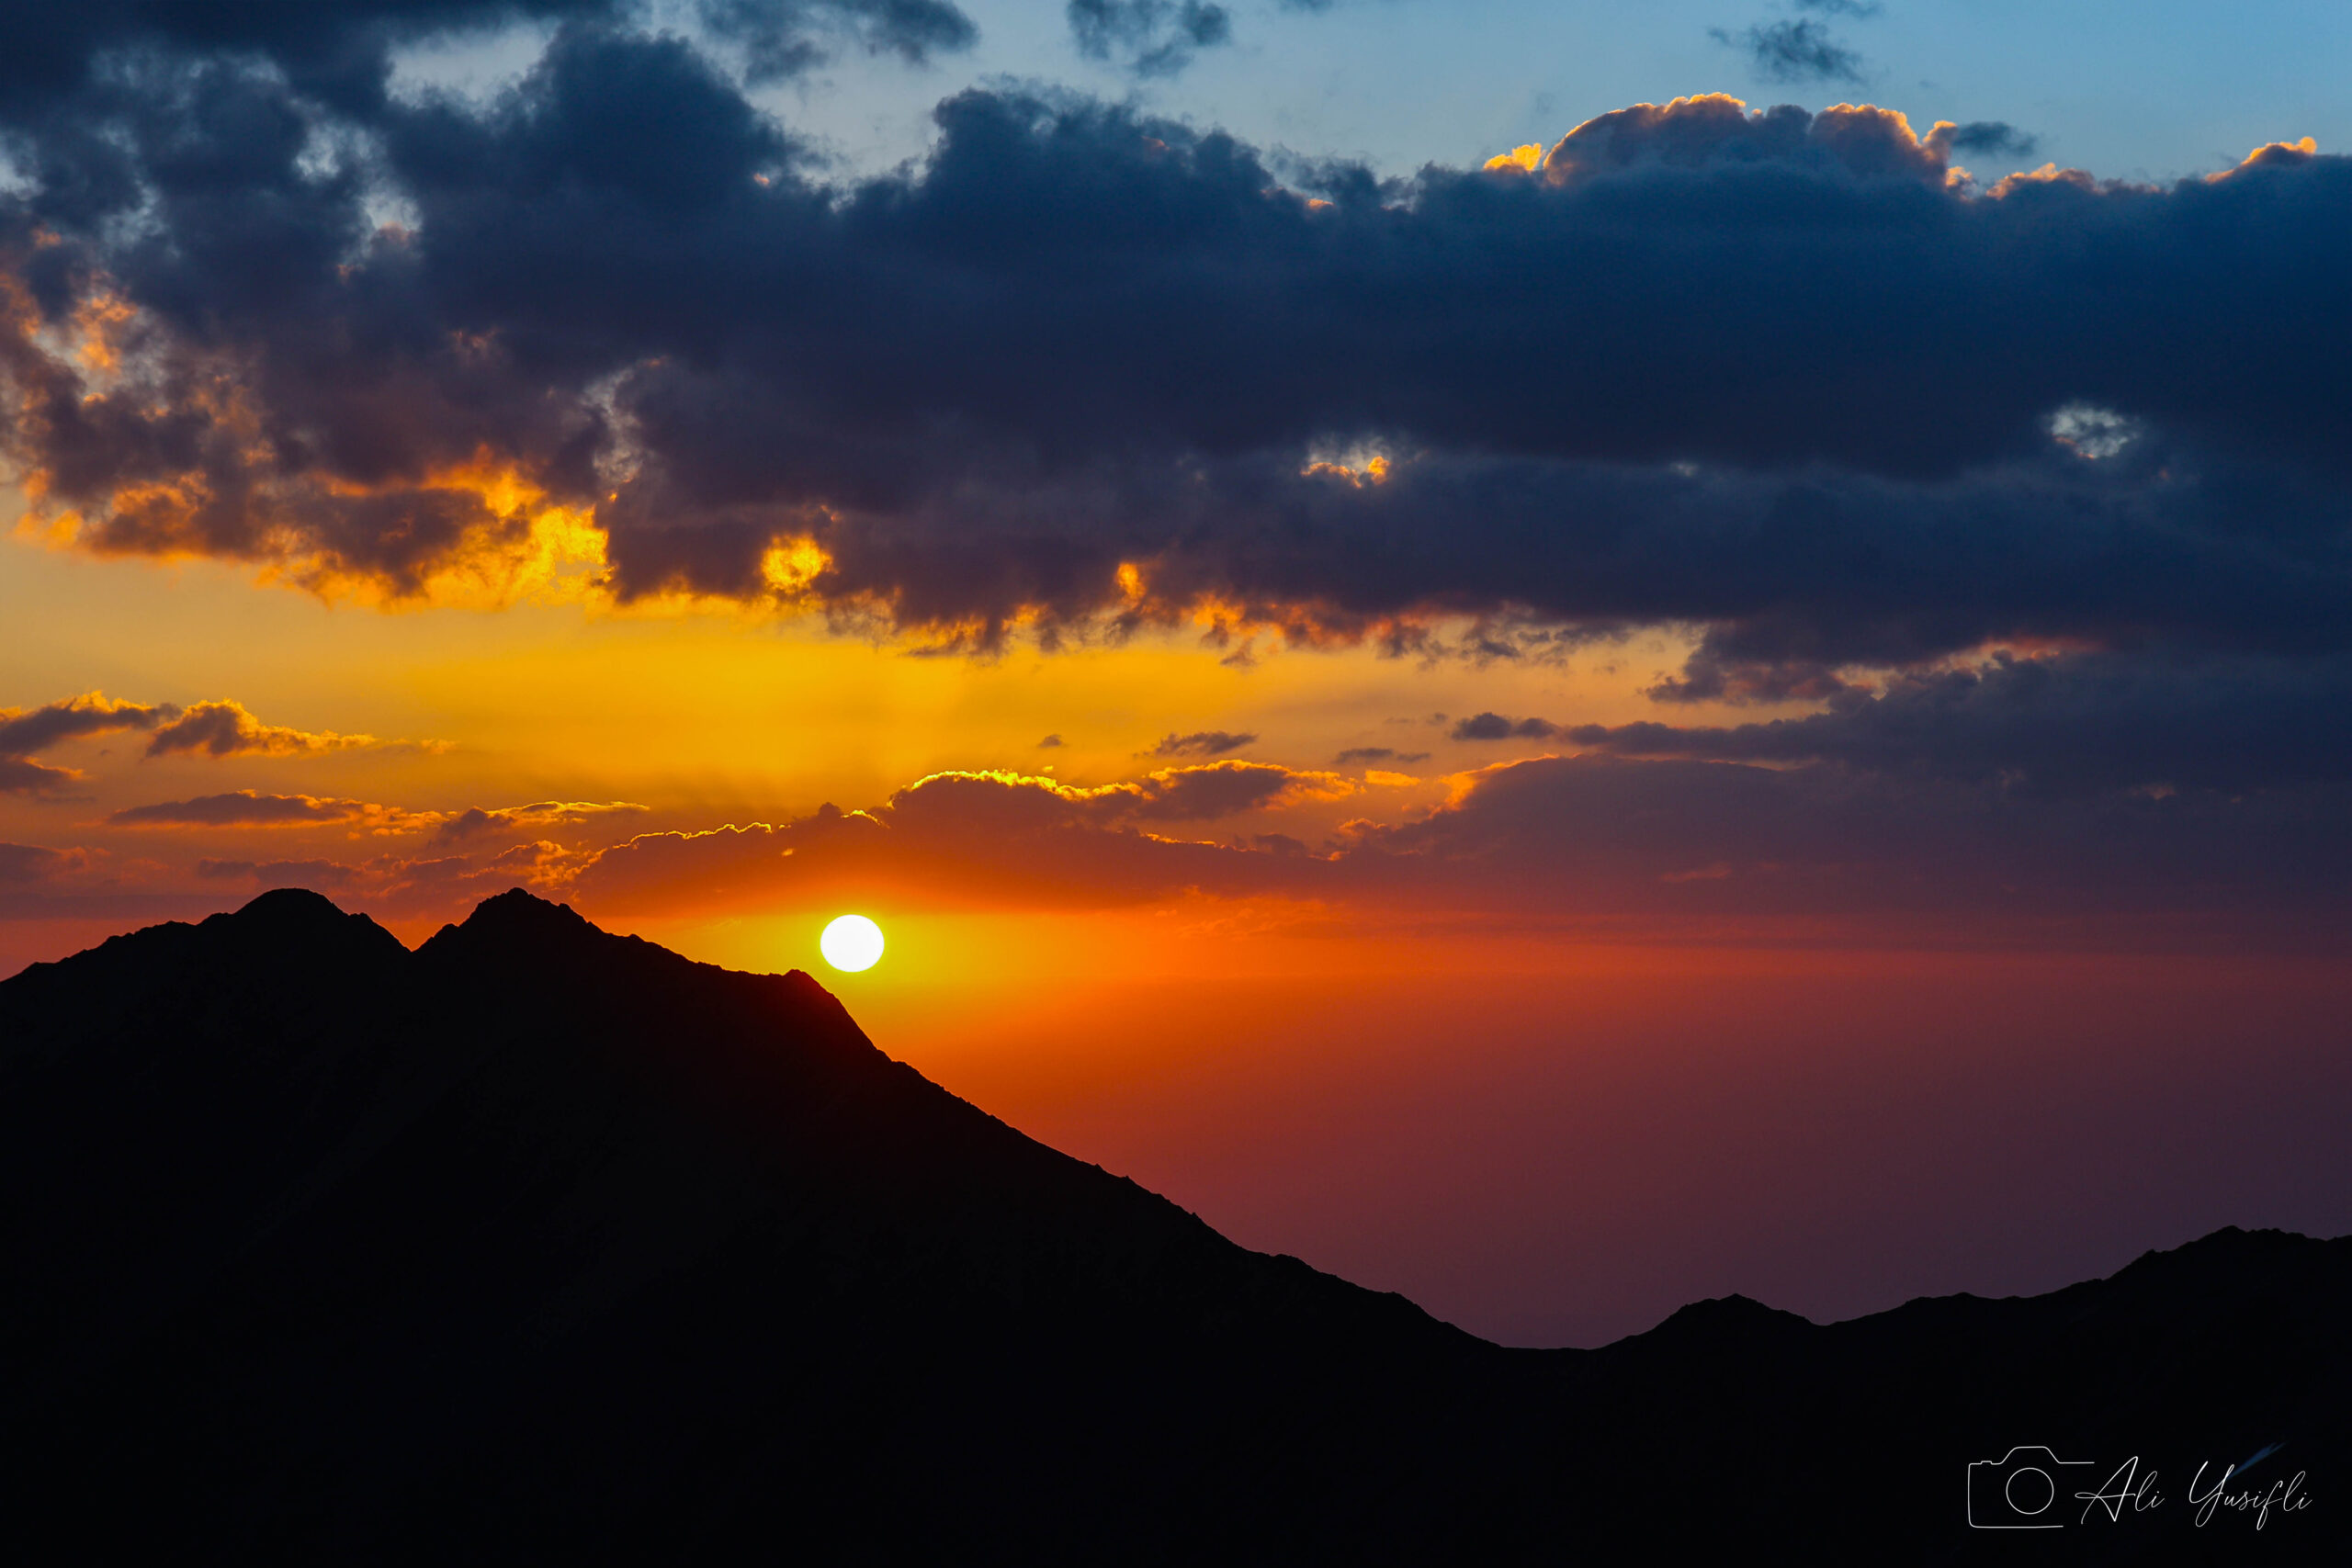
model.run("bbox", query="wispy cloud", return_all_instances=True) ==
[107,791,431,831]
[1451,714,1558,742]
[1151,730,1259,758]
[1069,0,1231,76]
[431,801,650,846]
[1709,18,1869,85]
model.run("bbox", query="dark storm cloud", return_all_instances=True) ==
[1349,753,2352,939]
[1710,20,1869,87]
[1068,0,1232,77]
[7,55,2345,664]
[1,17,2349,814]
[0,1,968,115]
[1151,730,1257,757]
[1568,653,2352,798]
[0,1,615,117]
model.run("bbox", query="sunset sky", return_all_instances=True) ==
[5,0,2348,1345]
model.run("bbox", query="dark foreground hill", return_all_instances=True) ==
[1,890,2342,1563]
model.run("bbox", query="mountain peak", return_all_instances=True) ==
[234,886,351,921]
[1638,1292,1816,1350]
[416,886,605,963]
[462,886,594,931]
[216,886,407,962]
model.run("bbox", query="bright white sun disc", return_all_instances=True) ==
[820,914,885,972]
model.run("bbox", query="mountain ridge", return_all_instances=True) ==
[3,888,2343,1562]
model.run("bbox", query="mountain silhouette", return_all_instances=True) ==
[2,889,2343,1562]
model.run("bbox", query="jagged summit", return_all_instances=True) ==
[415,887,826,1000]
[430,883,599,943]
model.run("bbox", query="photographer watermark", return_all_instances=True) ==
[1968,1444,2312,1532]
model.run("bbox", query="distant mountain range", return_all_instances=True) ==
[2,889,2340,1562]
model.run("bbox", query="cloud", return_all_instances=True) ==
[569,761,1349,916]
[1115,760,1343,818]
[1150,730,1257,757]
[195,856,359,889]
[1569,651,2352,797]
[1069,0,1231,76]
[0,842,69,882]
[0,694,174,756]
[1710,20,1868,86]
[143,700,378,758]
[6,65,2338,684]
[0,694,176,792]
[81,743,2335,951]
[1934,120,2038,160]
[545,747,2352,951]
[0,757,82,796]
[699,0,978,83]
[1792,0,1880,17]
[1037,733,1064,748]
[0,2,976,117]
[187,839,597,915]
[1451,714,1558,741]
[0,692,429,792]
[1326,750,2352,949]
[1333,747,1428,765]
[107,790,414,829]
[898,761,1341,827]
[0,840,144,920]
[0,18,2345,819]
[430,799,650,845]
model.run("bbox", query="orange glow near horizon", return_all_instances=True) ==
[2,6,2349,1413]
[6,491,2351,1350]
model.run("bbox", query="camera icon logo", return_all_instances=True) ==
[1968,1446,2097,1529]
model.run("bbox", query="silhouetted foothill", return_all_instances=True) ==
[2,889,2345,1562]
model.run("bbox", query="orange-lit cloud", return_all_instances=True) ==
[107,791,436,833]
[144,700,382,759]
[0,694,176,794]
[432,800,650,846]
[1,693,440,794]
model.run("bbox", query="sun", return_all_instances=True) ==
[820,913,885,973]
